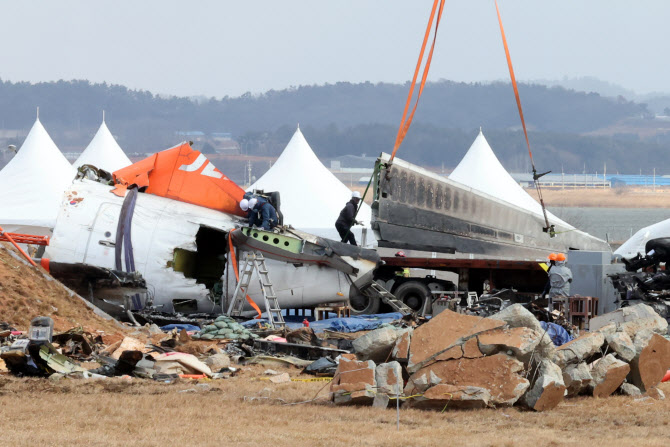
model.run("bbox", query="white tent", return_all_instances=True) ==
[249,127,373,245]
[448,130,572,228]
[614,218,670,258]
[0,118,76,235]
[74,118,131,172]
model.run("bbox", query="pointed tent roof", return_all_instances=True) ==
[448,131,571,228]
[249,127,372,236]
[615,218,670,258]
[0,118,76,231]
[74,119,131,172]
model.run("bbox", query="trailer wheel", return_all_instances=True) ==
[349,293,381,315]
[394,281,431,313]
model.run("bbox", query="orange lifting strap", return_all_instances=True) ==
[389,0,446,162]
[494,0,552,232]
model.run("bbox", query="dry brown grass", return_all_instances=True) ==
[0,366,668,447]
[0,243,125,334]
[528,187,670,208]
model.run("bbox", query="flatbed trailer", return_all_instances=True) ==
[381,256,547,295]
[358,256,548,314]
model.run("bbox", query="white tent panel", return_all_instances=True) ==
[249,127,373,244]
[614,218,670,258]
[0,118,76,232]
[74,120,131,172]
[448,131,572,228]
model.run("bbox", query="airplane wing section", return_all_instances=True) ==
[112,142,246,216]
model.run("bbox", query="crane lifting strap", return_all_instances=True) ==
[494,0,553,234]
[389,0,446,162]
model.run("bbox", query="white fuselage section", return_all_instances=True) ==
[45,180,349,313]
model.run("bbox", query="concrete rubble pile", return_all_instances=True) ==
[330,303,670,412]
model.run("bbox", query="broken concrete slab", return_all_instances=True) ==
[619,382,642,396]
[405,370,442,395]
[491,304,543,333]
[562,362,593,397]
[407,310,505,373]
[619,316,669,340]
[407,354,529,406]
[605,331,636,363]
[375,361,403,396]
[391,329,412,363]
[521,359,566,412]
[353,327,406,364]
[628,332,670,392]
[477,327,555,365]
[406,384,491,410]
[647,386,665,400]
[590,354,630,398]
[590,303,667,333]
[331,354,377,405]
[372,392,390,409]
[555,332,605,367]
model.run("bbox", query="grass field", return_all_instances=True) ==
[1,366,669,447]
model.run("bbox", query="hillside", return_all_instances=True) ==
[0,78,664,176]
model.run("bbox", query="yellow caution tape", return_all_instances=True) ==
[257,377,333,382]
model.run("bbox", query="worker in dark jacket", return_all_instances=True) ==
[335,191,362,245]
[245,197,278,231]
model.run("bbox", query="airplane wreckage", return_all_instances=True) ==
[41,142,383,321]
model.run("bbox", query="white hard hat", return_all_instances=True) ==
[352,191,361,199]
[248,198,258,210]
[239,199,249,212]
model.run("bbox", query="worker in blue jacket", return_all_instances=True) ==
[244,197,278,231]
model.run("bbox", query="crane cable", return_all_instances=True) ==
[389,0,446,162]
[494,0,554,236]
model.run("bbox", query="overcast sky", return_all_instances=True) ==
[1,1,668,98]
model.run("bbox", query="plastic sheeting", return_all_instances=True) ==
[614,218,670,259]
[449,131,572,228]
[74,120,131,172]
[539,321,573,346]
[249,127,374,245]
[243,312,404,333]
[0,118,75,231]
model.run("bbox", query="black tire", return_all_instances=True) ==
[349,292,381,315]
[394,281,431,313]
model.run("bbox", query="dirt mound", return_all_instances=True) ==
[0,243,124,334]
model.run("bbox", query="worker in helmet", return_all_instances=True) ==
[240,197,278,231]
[547,252,572,309]
[335,191,363,246]
[541,253,557,298]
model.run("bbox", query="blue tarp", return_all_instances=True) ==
[241,312,404,333]
[540,321,573,346]
[160,324,201,332]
